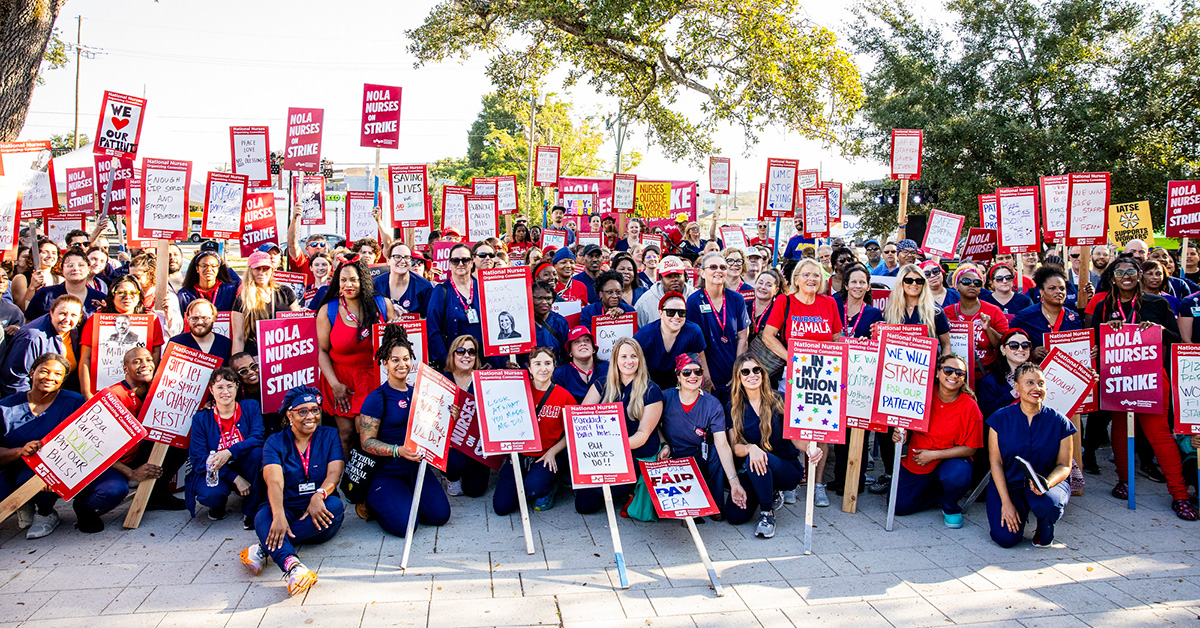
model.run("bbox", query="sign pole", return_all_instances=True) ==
[684,516,723,596]
[897,179,909,240]
[1126,411,1136,510]
[510,452,535,555]
[772,218,781,266]
[885,440,903,532]
[122,441,168,529]
[1075,245,1091,478]
[89,156,118,245]
[803,442,817,554]
[840,428,865,514]
[601,484,629,589]
[1182,238,1190,279]
[400,458,428,571]
[0,476,47,523]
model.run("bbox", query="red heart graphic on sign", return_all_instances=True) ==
[111,117,129,130]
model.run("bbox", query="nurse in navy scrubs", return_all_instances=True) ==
[579,271,635,330]
[1010,265,1082,361]
[686,252,749,407]
[552,327,609,402]
[186,366,265,525]
[633,292,707,390]
[240,386,344,597]
[374,242,432,317]
[427,244,484,368]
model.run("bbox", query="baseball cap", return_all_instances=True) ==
[443,227,461,239]
[257,242,281,254]
[658,256,686,276]
[580,244,602,257]
[864,239,880,247]
[745,247,765,259]
[247,251,274,269]
[675,212,689,223]
[565,326,596,349]
[200,240,221,253]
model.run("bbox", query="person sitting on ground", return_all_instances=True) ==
[186,366,265,528]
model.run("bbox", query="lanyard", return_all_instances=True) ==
[703,291,727,337]
[296,439,312,479]
[216,404,241,434]
[844,300,865,337]
[556,279,573,299]
[1115,298,1135,323]
[570,362,593,381]
[453,281,474,311]
[1046,305,1065,332]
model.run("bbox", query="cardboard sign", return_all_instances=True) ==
[563,403,636,487]
[961,228,997,262]
[802,188,829,238]
[1108,200,1155,247]
[474,370,541,454]
[719,225,748,250]
[479,266,535,356]
[1040,174,1069,243]
[1046,329,1097,413]
[229,126,271,188]
[405,363,456,472]
[996,186,1041,254]
[94,155,133,217]
[496,174,519,216]
[890,129,923,180]
[94,91,146,161]
[541,227,567,250]
[466,195,498,242]
[45,216,84,244]
[977,193,998,231]
[534,145,561,187]
[1167,180,1200,238]
[822,181,843,225]
[202,171,247,239]
[64,166,95,215]
[448,386,505,471]
[283,107,324,172]
[140,158,191,240]
[345,190,377,241]
[24,390,146,500]
[240,192,278,257]
[764,159,798,219]
[640,457,721,518]
[1172,344,1200,435]
[784,339,848,444]
[90,313,156,392]
[372,318,427,384]
[844,338,886,432]
[947,320,976,383]
[1099,324,1163,414]
[360,83,401,149]
[870,330,936,431]
[1065,172,1111,246]
[388,165,429,228]
[139,342,222,448]
[0,141,57,218]
[257,316,320,415]
[921,209,965,258]
[125,168,155,250]
[1039,347,1096,419]
[440,185,469,235]
[709,157,731,194]
[593,312,637,361]
[299,175,326,226]
[613,173,637,211]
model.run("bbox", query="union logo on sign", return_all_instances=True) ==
[1120,212,1138,229]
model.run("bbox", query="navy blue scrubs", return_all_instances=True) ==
[256,425,345,570]
[0,390,87,515]
[685,289,748,397]
[580,301,635,331]
[985,404,1076,547]
[632,320,707,391]
[186,400,265,517]
[373,272,433,317]
[552,361,609,403]
[1009,304,1083,349]
[574,377,664,515]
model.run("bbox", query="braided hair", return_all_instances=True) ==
[373,323,413,364]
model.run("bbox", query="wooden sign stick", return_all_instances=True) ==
[1075,246,1091,480]
[840,428,865,514]
[1126,411,1136,510]
[510,452,535,555]
[601,484,629,589]
[885,437,903,532]
[897,179,910,240]
[0,476,47,523]
[400,458,428,571]
[803,442,817,554]
[684,516,723,596]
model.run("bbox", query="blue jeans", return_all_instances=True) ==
[986,480,1070,548]
[193,447,263,517]
[726,453,804,525]
[0,464,129,517]
[494,452,566,515]
[253,496,345,571]
[894,458,973,516]
[367,467,450,537]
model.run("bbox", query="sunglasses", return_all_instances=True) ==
[866,246,880,252]
[940,366,967,378]
[454,347,477,356]
[449,257,472,266]
[307,241,327,248]
[705,264,728,272]
[1006,341,1032,350]
[679,368,704,378]
[236,364,259,375]
[902,277,926,286]
[662,308,687,318]
[992,274,1013,282]
[958,278,983,288]
[739,366,764,377]
[1069,253,1081,259]
[475,252,495,260]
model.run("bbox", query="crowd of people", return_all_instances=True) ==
[0,208,1197,597]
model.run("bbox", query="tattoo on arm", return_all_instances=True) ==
[356,414,394,456]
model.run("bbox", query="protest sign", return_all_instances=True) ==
[440,185,469,235]
[273,272,306,306]
[45,216,84,244]
[1172,344,1200,435]
[757,183,766,221]
[764,159,798,219]
[844,338,886,432]
[372,317,427,384]
[298,175,326,225]
[921,209,965,258]
[345,191,377,241]
[140,158,191,240]
[229,126,271,187]
[947,320,976,382]
[559,176,697,230]
[1166,180,1200,238]
[94,91,146,161]
[473,370,541,454]
[578,232,602,248]
[641,457,721,518]
[534,145,561,187]
[1099,324,1163,414]
[564,403,636,487]
[783,339,848,444]
[1065,172,1111,246]
[283,107,323,172]
[796,168,819,192]
[202,171,247,239]
[641,233,664,252]
[978,193,998,231]
[240,192,278,257]
[448,385,504,472]
[94,155,132,217]
[496,174,519,215]
[822,181,843,224]
[0,179,15,255]
[1040,174,1069,243]
[613,173,636,212]
[593,312,637,361]
[802,188,829,238]
[360,83,401,149]
[890,129,923,180]
[404,362,456,471]
[1108,200,1155,247]
[540,228,567,251]
[479,266,535,356]
[89,313,156,392]
[1039,348,1096,419]
[559,191,596,217]
[871,288,893,313]
[961,228,997,262]
[870,330,936,431]
[470,177,496,197]
[551,300,582,328]
[126,169,154,250]
[633,182,672,224]
[719,225,747,250]
[139,342,222,448]
[709,157,730,194]
[257,316,320,415]
[0,141,56,219]
[429,241,455,279]
[996,186,1041,254]
[1045,329,1097,414]
[388,165,429,228]
[64,166,95,215]
[466,195,498,242]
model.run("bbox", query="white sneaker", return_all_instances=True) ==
[239,544,267,576]
[814,484,830,508]
[781,489,797,505]
[15,502,34,529]
[446,479,463,496]
[26,511,60,539]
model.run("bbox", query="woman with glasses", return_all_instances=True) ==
[981,263,1033,320]
[24,247,106,321]
[722,248,753,296]
[944,265,1009,374]
[687,252,749,407]
[611,253,647,308]
[891,354,982,528]
[921,261,960,308]
[178,251,238,313]
[1010,266,1083,362]
[427,244,487,368]
[442,335,492,497]
[637,244,661,288]
[530,282,570,364]
[615,218,644,253]
[579,271,636,330]
[374,242,432,317]
[186,366,265,526]
[231,251,301,358]
[633,292,707,390]
[78,276,166,397]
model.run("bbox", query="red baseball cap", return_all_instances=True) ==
[565,326,596,349]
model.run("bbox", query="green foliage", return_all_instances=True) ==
[49,131,88,149]
[406,0,864,163]
[39,29,69,85]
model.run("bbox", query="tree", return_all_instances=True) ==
[49,130,87,149]
[1,0,70,141]
[406,0,864,163]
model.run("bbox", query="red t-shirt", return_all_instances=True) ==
[764,293,843,343]
[106,382,145,464]
[528,384,574,457]
[943,301,1009,367]
[289,254,316,286]
[1083,292,1108,317]
[903,393,983,475]
[555,278,590,304]
[749,237,775,250]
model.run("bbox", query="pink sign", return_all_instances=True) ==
[240,192,278,257]
[890,129,923,180]
[64,167,95,216]
[1099,324,1163,414]
[557,176,697,230]
[920,208,965,258]
[360,83,402,149]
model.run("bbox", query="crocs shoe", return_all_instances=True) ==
[285,561,318,596]
[240,544,267,576]
[1173,499,1199,521]
[943,511,964,529]
[1111,482,1128,500]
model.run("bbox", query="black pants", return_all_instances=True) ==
[128,440,188,502]
[831,426,870,493]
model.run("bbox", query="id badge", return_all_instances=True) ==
[701,441,709,461]
[699,304,712,313]
[466,309,480,324]
[298,482,316,495]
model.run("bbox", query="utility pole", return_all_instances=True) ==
[73,16,81,149]
[525,91,537,213]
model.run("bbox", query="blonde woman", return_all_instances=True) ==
[231,251,301,358]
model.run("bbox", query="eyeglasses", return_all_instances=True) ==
[291,408,321,419]
[924,269,941,277]
[992,274,1013,282]
[724,258,744,266]
[475,252,495,260]
[197,263,220,271]
[236,364,259,375]
[958,279,983,288]
[454,347,477,356]
[940,366,966,378]
[679,368,704,378]
[1006,341,1032,350]
[449,257,472,266]
[740,366,764,376]
[902,277,926,286]
[391,255,412,264]
[1114,269,1139,278]
[113,290,139,298]
[662,308,687,318]
[188,315,213,323]
[705,264,728,272]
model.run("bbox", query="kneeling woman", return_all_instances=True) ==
[187,367,265,525]
[241,386,344,596]
[494,347,574,515]
[357,326,450,536]
[892,354,982,528]
[986,363,1075,548]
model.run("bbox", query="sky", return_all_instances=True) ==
[18,0,949,192]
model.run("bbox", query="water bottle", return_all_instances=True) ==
[205,451,220,487]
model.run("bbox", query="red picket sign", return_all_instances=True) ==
[283,107,324,172]
[94,91,146,161]
[870,330,937,431]
[139,342,223,448]
[360,83,402,149]
[1098,324,1164,414]
[405,363,457,472]
[474,370,542,455]
[1039,347,1096,419]
[202,171,248,240]
[709,157,731,195]
[479,266,536,356]
[229,126,271,188]
[640,457,721,518]
[140,158,192,240]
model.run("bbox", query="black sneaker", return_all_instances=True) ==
[243,516,254,530]
[72,504,104,534]
[208,503,227,521]
[146,495,187,511]
[868,474,891,495]
[1140,464,1167,484]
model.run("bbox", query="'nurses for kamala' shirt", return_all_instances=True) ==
[902,393,983,475]
[660,388,725,460]
[764,293,843,342]
[359,382,415,474]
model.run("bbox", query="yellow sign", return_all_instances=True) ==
[634,182,672,222]
[1108,201,1155,247]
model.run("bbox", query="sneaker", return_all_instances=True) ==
[814,484,830,508]
[26,511,60,539]
[533,487,556,511]
[1173,499,1199,521]
[72,503,104,534]
[16,502,34,529]
[1140,464,1167,484]
[208,502,227,521]
[285,561,318,596]
[243,516,254,531]
[1032,539,1064,548]
[943,511,964,529]
[1111,482,1129,500]
[239,544,267,576]
[781,489,797,505]
[755,512,776,538]
[771,491,785,512]
[868,474,891,495]
[446,479,463,496]
[865,459,876,472]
